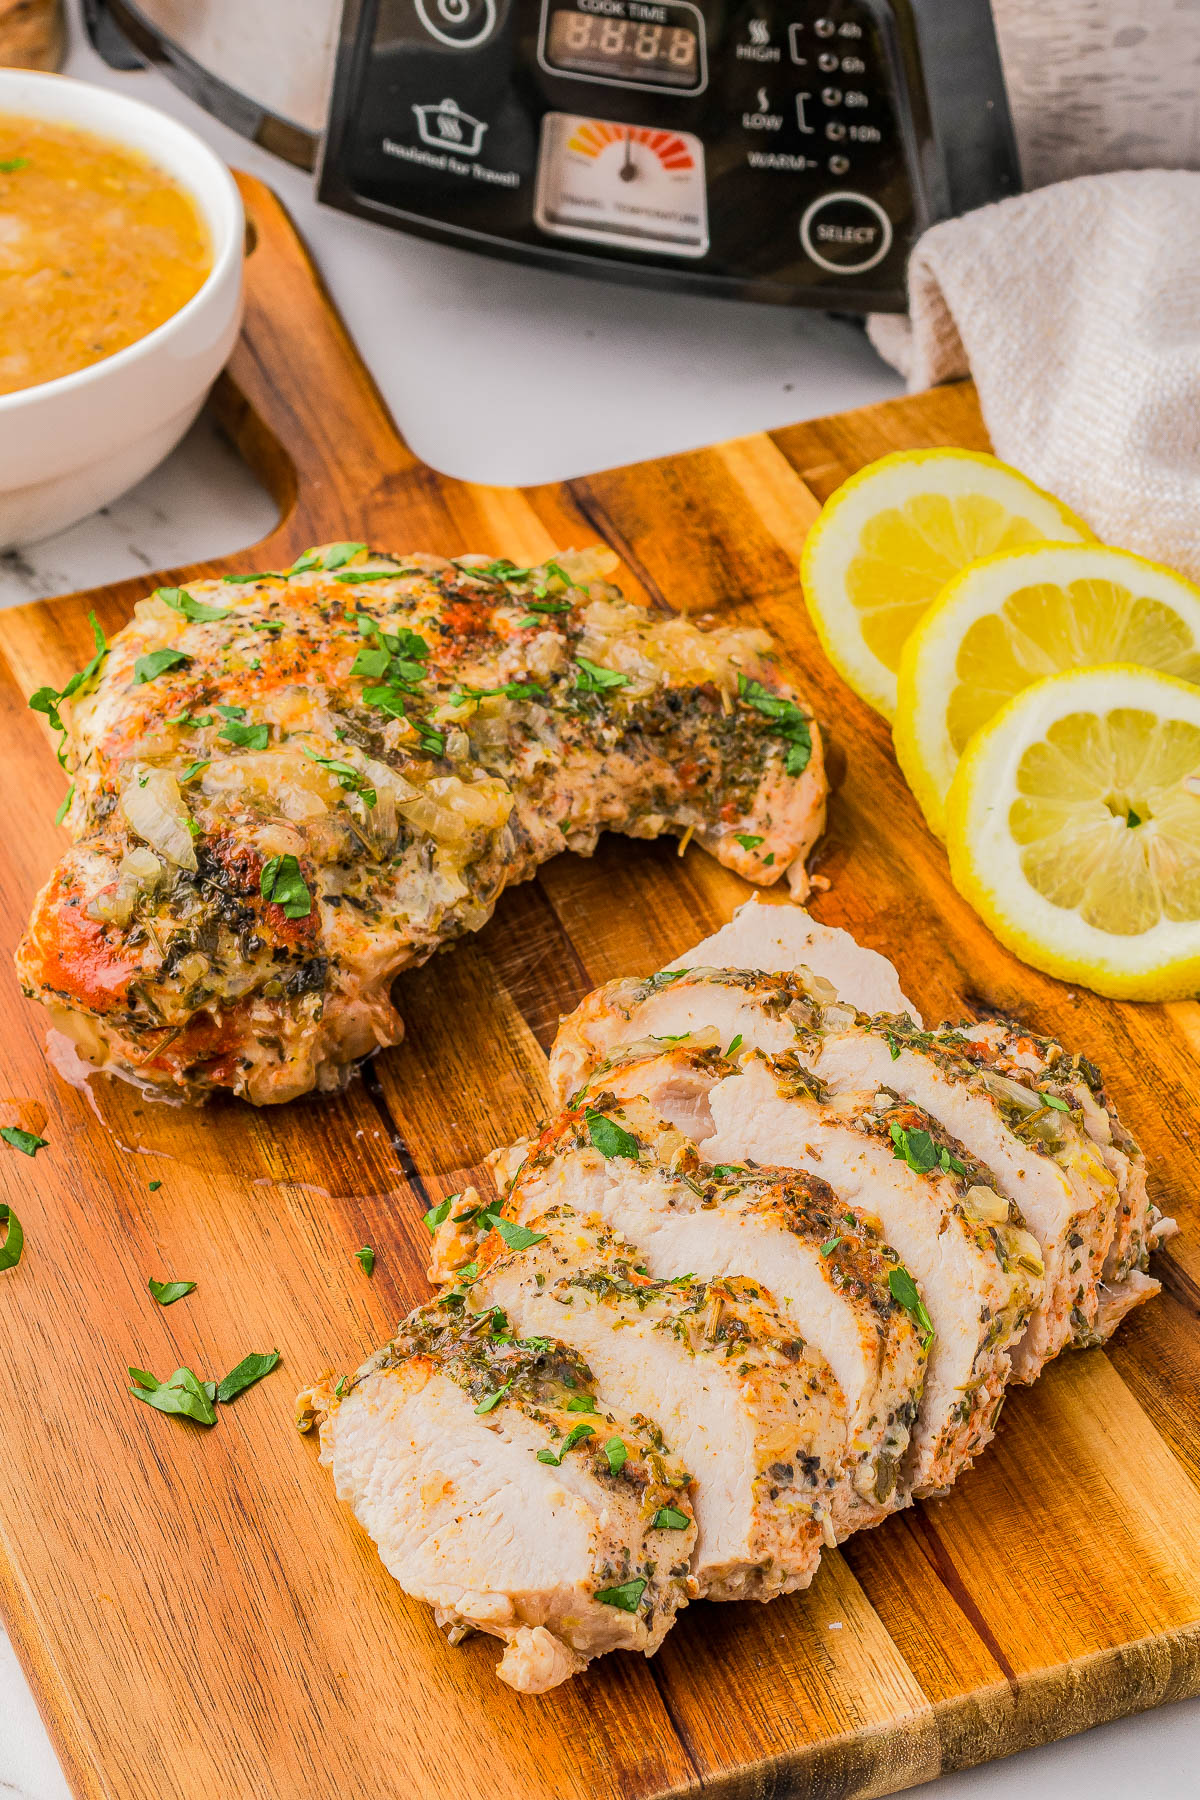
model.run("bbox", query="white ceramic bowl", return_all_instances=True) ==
[0,70,244,551]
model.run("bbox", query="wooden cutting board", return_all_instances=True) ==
[2,171,1199,1800]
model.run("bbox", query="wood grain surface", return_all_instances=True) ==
[2,172,1199,1800]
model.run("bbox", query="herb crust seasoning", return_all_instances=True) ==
[16,546,827,1103]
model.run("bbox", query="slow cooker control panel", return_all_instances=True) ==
[322,0,934,306]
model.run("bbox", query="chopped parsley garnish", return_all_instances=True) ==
[889,1122,965,1178]
[585,1109,639,1161]
[737,675,813,776]
[361,685,408,718]
[735,833,764,851]
[537,1422,594,1465]
[652,1506,690,1531]
[355,1246,376,1276]
[492,1217,547,1252]
[29,610,109,764]
[885,1032,902,1061]
[0,156,29,172]
[351,644,391,680]
[260,853,312,919]
[216,704,269,750]
[153,585,230,624]
[54,784,74,826]
[415,724,446,758]
[449,680,544,707]
[128,1365,216,1426]
[221,571,284,583]
[1126,808,1142,828]
[0,1204,23,1272]
[287,548,322,574]
[0,1126,46,1156]
[179,759,211,783]
[710,1164,746,1180]
[147,1278,196,1306]
[321,542,367,570]
[595,1577,646,1612]
[301,746,376,807]
[168,708,214,727]
[1040,1092,1072,1112]
[888,1266,934,1343]
[574,655,629,694]
[603,1435,627,1475]
[134,648,191,685]
[566,1395,598,1413]
[217,1350,280,1403]
[333,569,401,584]
[424,1194,457,1232]
[819,1235,842,1257]
[725,1033,744,1058]
[474,1381,511,1415]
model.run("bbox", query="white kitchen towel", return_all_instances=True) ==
[867,170,1200,580]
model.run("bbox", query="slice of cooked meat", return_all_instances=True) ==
[476,1094,927,1528]
[17,546,826,1104]
[548,964,828,1106]
[550,968,1115,1382]
[470,1207,846,1601]
[668,896,920,1019]
[299,1299,696,1693]
[589,1045,1043,1494]
[810,1017,1121,1379]
[954,1019,1173,1332]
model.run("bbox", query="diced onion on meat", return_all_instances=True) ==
[120,768,196,871]
[92,844,165,926]
[399,775,512,848]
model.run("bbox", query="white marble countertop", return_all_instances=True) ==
[3,11,1199,1800]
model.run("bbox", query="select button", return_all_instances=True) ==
[800,191,892,273]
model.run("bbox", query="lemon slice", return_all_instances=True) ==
[895,544,1200,838]
[800,449,1092,720]
[946,665,1200,999]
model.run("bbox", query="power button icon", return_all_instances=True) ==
[414,0,497,48]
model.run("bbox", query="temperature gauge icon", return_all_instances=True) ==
[534,113,709,257]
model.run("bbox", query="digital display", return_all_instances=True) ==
[546,11,701,88]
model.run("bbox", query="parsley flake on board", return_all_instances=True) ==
[355,1246,376,1276]
[652,1506,690,1530]
[536,1422,594,1466]
[147,1278,196,1307]
[584,1110,639,1161]
[154,585,230,624]
[260,854,312,919]
[594,1577,647,1612]
[128,1365,216,1426]
[217,1350,280,1403]
[0,1204,23,1271]
[574,656,629,695]
[888,1266,935,1342]
[134,648,191,685]
[737,675,813,776]
[0,1126,46,1156]
[492,1217,547,1253]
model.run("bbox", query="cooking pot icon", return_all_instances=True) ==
[412,98,489,157]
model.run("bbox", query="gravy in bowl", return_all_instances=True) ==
[0,113,212,397]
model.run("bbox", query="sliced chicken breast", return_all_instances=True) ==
[470,1208,847,1601]
[667,895,920,1019]
[549,965,826,1107]
[301,1302,696,1693]
[590,1046,1043,1494]
[483,1094,928,1527]
[954,1019,1173,1331]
